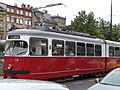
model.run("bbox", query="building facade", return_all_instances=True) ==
[52,15,66,30]
[0,3,6,40]
[33,10,57,29]
[0,2,67,39]
[0,2,33,39]
[6,3,33,29]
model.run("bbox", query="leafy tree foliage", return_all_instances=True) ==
[71,10,98,36]
[66,25,72,31]
[96,17,110,40]
[112,24,120,41]
[67,10,120,41]
[0,45,4,52]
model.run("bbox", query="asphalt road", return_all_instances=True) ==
[61,77,97,90]
[0,75,101,90]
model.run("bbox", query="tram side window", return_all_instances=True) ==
[86,43,94,56]
[77,42,85,56]
[52,39,64,56]
[30,38,48,56]
[109,46,114,57]
[66,41,75,56]
[114,47,120,57]
[95,45,102,56]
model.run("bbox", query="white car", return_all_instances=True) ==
[87,68,120,90]
[0,79,70,90]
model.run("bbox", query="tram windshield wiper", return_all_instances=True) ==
[17,51,27,55]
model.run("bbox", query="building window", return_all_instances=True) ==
[11,17,14,22]
[25,20,28,25]
[20,19,23,24]
[17,10,20,14]
[26,12,28,16]
[29,12,32,17]
[20,10,23,15]
[6,16,10,22]
[11,8,14,13]
[16,18,20,23]
[7,8,10,12]
[28,21,31,25]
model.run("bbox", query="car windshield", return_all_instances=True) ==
[5,41,28,55]
[100,70,120,86]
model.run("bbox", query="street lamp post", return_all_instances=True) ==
[110,0,112,40]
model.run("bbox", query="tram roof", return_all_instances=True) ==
[105,40,120,45]
[7,28,95,37]
[7,29,104,43]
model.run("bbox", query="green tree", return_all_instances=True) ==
[67,10,120,41]
[66,25,72,31]
[0,45,4,52]
[71,10,98,36]
[96,17,110,40]
[111,24,120,41]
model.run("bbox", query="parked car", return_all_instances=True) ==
[0,79,70,90]
[87,68,120,90]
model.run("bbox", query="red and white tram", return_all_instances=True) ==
[3,28,120,80]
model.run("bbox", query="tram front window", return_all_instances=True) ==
[5,41,28,55]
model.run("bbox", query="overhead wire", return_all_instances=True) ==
[14,0,78,24]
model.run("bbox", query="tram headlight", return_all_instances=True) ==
[8,64,12,70]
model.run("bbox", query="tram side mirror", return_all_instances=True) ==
[32,47,36,52]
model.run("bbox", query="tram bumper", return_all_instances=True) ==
[3,70,30,79]
[4,70,30,74]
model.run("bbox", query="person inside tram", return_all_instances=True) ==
[69,51,74,56]
[52,47,58,55]
[30,47,36,55]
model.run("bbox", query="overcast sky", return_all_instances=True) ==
[1,0,120,25]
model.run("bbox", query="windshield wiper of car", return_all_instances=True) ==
[100,82,112,85]
[101,82,120,87]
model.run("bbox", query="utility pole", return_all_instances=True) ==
[110,0,112,40]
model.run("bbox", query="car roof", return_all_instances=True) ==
[0,79,69,90]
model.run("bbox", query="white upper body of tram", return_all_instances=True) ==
[5,28,120,58]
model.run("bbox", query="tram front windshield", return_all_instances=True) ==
[5,41,28,55]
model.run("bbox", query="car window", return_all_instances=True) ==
[101,70,120,86]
